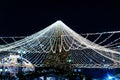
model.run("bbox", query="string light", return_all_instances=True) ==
[0,20,120,68]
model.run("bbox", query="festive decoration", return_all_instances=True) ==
[0,20,120,68]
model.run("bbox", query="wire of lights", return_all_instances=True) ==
[0,21,120,67]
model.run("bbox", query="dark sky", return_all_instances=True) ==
[0,0,120,36]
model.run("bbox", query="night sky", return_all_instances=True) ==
[0,0,120,36]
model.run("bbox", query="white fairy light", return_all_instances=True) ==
[0,20,120,68]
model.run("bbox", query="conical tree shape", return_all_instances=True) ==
[0,20,120,66]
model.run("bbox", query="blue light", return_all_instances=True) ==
[108,75,113,79]
[78,69,81,72]
[104,74,118,80]
[74,69,77,72]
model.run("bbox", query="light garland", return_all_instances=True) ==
[0,20,120,68]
